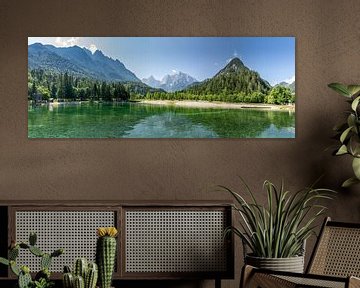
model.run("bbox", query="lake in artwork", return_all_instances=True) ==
[28,102,295,138]
[28,37,296,138]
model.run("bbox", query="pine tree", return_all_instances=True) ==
[30,82,37,100]
[57,73,65,99]
[50,83,57,99]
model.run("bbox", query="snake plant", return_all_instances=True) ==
[221,179,335,258]
[328,83,360,187]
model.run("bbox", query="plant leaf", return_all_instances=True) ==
[328,83,351,97]
[347,85,360,97]
[340,126,353,143]
[347,114,356,128]
[342,177,360,188]
[336,145,348,155]
[350,135,360,156]
[0,257,9,266]
[221,179,334,258]
[352,96,360,111]
[352,157,360,179]
[333,122,348,132]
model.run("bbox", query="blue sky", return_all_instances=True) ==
[28,37,295,85]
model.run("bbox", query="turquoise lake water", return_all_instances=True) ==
[28,102,295,138]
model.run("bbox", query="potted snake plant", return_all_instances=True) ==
[221,179,334,273]
[328,83,360,187]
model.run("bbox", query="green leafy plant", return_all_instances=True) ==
[0,232,63,288]
[32,278,54,288]
[328,83,360,187]
[221,179,334,258]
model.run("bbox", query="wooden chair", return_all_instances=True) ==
[241,217,360,288]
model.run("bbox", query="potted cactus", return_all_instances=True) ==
[0,232,64,288]
[96,227,118,288]
[62,258,98,288]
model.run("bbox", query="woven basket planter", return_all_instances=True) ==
[245,254,305,273]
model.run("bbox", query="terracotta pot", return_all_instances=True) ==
[245,254,304,273]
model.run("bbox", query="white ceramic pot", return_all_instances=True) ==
[245,254,305,273]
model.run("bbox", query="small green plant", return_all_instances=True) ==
[33,278,54,288]
[221,179,335,258]
[0,232,63,288]
[62,258,98,288]
[328,83,360,187]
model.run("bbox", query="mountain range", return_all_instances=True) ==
[277,80,295,93]
[28,44,294,97]
[185,58,272,95]
[28,43,140,82]
[142,72,198,92]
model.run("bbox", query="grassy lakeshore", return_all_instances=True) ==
[139,100,295,111]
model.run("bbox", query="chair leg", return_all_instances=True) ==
[215,278,221,288]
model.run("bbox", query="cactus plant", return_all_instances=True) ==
[41,253,52,270]
[10,260,21,276]
[0,257,9,266]
[19,268,32,288]
[64,265,72,273]
[9,247,19,260]
[0,232,63,288]
[29,246,44,257]
[63,272,74,288]
[35,268,50,282]
[29,232,37,246]
[73,275,85,288]
[63,259,98,288]
[74,258,88,279]
[85,262,98,288]
[96,227,118,288]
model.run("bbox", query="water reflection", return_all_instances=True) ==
[28,102,295,138]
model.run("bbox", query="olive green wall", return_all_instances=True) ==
[1,0,360,287]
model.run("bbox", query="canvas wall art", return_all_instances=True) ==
[28,37,295,138]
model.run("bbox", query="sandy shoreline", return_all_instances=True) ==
[139,100,295,111]
[40,99,295,111]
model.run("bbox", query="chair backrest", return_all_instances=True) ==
[307,217,360,277]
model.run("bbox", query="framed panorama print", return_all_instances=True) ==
[28,37,295,138]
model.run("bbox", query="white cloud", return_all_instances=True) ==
[88,44,98,54]
[53,38,99,55]
[171,69,178,74]
[226,52,241,64]
[282,75,295,84]
[55,37,80,47]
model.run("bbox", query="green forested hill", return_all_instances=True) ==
[185,58,271,95]
[28,69,164,101]
[277,81,295,93]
